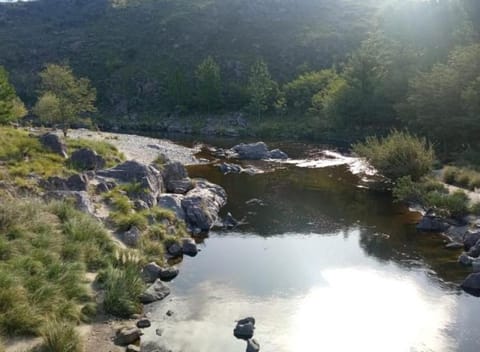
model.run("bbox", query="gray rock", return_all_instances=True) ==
[97,161,164,207]
[162,162,189,192]
[464,232,480,251]
[39,133,67,158]
[140,279,171,304]
[234,317,255,340]
[182,238,198,257]
[181,180,227,231]
[473,259,480,272]
[70,148,105,171]
[159,266,179,282]
[136,319,151,329]
[158,194,186,221]
[246,339,260,352]
[114,327,143,346]
[268,148,288,159]
[461,272,480,297]
[468,239,480,258]
[122,226,142,247]
[218,163,243,174]
[167,178,194,194]
[142,262,162,283]
[44,191,94,214]
[232,142,269,160]
[66,173,89,191]
[95,180,117,194]
[134,199,150,211]
[40,176,68,191]
[126,345,141,352]
[459,253,474,266]
[416,215,449,232]
[167,242,182,257]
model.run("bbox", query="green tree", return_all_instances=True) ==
[283,69,336,114]
[195,57,221,112]
[33,64,96,137]
[246,59,277,117]
[165,67,190,111]
[0,66,26,124]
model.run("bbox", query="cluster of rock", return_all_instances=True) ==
[209,142,288,161]
[233,317,260,352]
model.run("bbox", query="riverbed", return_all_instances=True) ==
[142,139,480,352]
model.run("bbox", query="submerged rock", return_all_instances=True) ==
[459,253,474,266]
[70,148,106,171]
[445,242,464,250]
[416,215,449,232]
[39,132,67,158]
[224,212,239,229]
[246,339,260,352]
[218,163,243,174]
[468,239,480,258]
[230,142,288,160]
[140,279,171,304]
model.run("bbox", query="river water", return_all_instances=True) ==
[143,140,480,352]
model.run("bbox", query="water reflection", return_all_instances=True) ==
[145,234,459,352]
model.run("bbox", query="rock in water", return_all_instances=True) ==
[159,266,179,282]
[268,148,288,159]
[218,163,243,174]
[246,339,260,352]
[464,232,480,251]
[167,242,183,257]
[181,180,227,232]
[142,262,162,283]
[416,215,449,232]
[114,327,143,346]
[459,253,474,266]
[232,142,270,160]
[69,148,106,171]
[136,319,151,329]
[140,279,171,304]
[461,272,480,297]
[182,238,198,257]
[468,239,480,257]
[162,162,193,194]
[39,133,67,158]
[234,317,255,340]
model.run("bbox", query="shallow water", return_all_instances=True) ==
[143,140,480,352]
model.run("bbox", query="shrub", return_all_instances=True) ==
[442,166,480,190]
[425,190,469,218]
[110,211,148,232]
[443,166,458,184]
[353,130,435,181]
[470,202,480,215]
[40,320,82,352]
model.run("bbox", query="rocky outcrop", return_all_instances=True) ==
[39,133,67,158]
[181,180,227,232]
[162,161,194,194]
[158,194,186,221]
[97,160,164,207]
[140,279,171,304]
[69,148,106,171]
[231,142,288,160]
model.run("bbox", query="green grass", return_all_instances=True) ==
[0,199,115,337]
[66,138,125,168]
[39,320,82,352]
[443,166,480,191]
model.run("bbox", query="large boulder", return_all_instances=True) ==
[158,194,186,221]
[461,272,480,297]
[44,191,94,214]
[70,148,106,171]
[464,232,480,251]
[416,215,449,232]
[162,162,190,192]
[232,142,270,160]
[97,161,164,207]
[140,279,171,304]
[181,180,227,232]
[39,133,67,158]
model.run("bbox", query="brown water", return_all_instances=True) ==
[143,139,480,352]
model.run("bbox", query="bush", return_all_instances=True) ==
[443,166,458,184]
[425,190,469,218]
[442,166,480,190]
[470,202,480,215]
[40,320,82,352]
[353,130,435,181]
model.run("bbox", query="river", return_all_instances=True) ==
[142,138,480,352]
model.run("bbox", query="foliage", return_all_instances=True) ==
[246,59,278,117]
[442,166,480,190]
[0,66,25,124]
[33,64,96,136]
[39,320,82,352]
[195,57,221,112]
[354,130,435,181]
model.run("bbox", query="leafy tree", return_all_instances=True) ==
[283,69,336,114]
[165,67,190,111]
[0,66,26,124]
[195,57,221,112]
[246,59,277,117]
[33,64,96,137]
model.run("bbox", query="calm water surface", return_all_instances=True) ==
[143,139,480,352]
